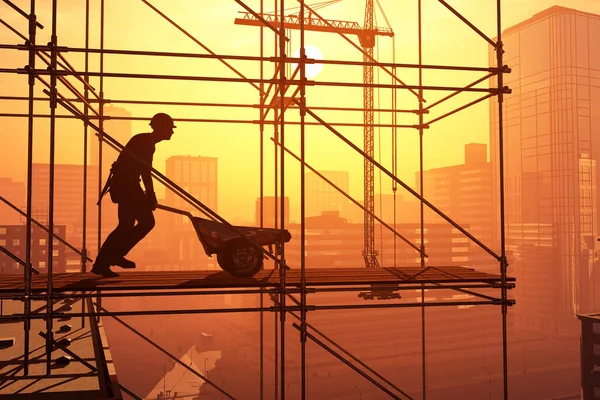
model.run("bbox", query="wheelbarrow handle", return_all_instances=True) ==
[155,203,195,221]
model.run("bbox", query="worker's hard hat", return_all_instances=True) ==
[150,113,176,129]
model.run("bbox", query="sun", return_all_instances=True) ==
[292,45,324,79]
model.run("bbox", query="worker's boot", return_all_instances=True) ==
[90,255,120,278]
[113,257,136,269]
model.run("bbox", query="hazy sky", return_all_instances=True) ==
[1,0,600,221]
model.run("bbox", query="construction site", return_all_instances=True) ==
[0,0,532,398]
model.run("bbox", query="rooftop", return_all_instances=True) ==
[505,5,600,35]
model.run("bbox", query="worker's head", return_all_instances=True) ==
[150,113,176,140]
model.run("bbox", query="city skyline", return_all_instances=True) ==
[2,1,600,399]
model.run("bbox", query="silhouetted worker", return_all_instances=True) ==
[91,113,176,277]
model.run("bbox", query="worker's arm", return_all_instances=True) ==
[142,169,153,194]
[142,170,157,210]
[143,171,158,210]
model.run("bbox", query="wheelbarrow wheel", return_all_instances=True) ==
[217,238,264,278]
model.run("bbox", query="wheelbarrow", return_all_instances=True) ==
[156,204,292,278]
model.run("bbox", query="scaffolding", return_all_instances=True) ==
[0,0,513,399]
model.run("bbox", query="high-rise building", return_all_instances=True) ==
[254,196,290,228]
[306,170,349,218]
[0,178,25,225]
[417,143,495,271]
[285,211,470,269]
[31,163,99,255]
[0,224,67,274]
[165,156,218,267]
[90,105,132,172]
[489,6,600,332]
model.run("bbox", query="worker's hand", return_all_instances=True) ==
[146,191,158,211]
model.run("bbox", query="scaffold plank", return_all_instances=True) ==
[0,266,513,294]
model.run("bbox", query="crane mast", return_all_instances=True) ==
[235,1,391,270]
[358,0,379,268]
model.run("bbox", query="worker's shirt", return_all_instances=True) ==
[113,133,155,184]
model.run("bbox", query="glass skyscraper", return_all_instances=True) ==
[490,6,600,333]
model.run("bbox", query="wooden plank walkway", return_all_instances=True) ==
[0,266,514,294]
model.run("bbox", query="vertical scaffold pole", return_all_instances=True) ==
[299,1,307,399]
[45,0,59,374]
[81,0,91,329]
[278,0,287,397]
[418,0,427,398]
[23,0,37,376]
[496,0,508,398]
[96,0,106,320]
[273,1,279,398]
[259,0,265,397]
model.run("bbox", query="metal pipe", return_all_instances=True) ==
[140,0,260,92]
[417,1,427,398]
[25,288,282,299]
[3,0,44,28]
[437,0,495,46]
[0,42,503,72]
[0,195,93,261]
[0,245,27,267]
[1,299,511,322]
[297,326,409,399]
[299,1,308,398]
[97,0,105,322]
[23,0,37,376]
[0,17,28,40]
[259,0,265,396]
[2,68,505,93]
[278,0,287,396]
[496,0,509,398]
[272,1,279,396]
[0,95,420,113]
[81,0,90,329]
[4,282,514,300]
[287,310,414,399]
[45,0,58,374]
[425,93,495,126]
[0,113,421,128]
[423,72,495,111]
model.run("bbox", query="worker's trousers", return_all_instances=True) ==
[95,186,155,264]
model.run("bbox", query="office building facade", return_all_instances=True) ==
[490,6,600,332]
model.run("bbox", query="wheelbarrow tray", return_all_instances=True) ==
[156,204,291,277]
[190,216,292,257]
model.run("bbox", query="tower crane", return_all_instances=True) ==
[235,0,394,269]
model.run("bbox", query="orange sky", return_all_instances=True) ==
[2,0,600,221]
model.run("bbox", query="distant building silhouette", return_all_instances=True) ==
[31,163,99,258]
[90,105,132,170]
[0,224,67,274]
[490,6,600,333]
[285,211,470,268]
[306,170,349,218]
[417,143,494,271]
[0,178,25,225]
[165,155,218,268]
[254,196,290,228]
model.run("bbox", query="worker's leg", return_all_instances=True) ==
[94,201,136,267]
[116,197,155,258]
